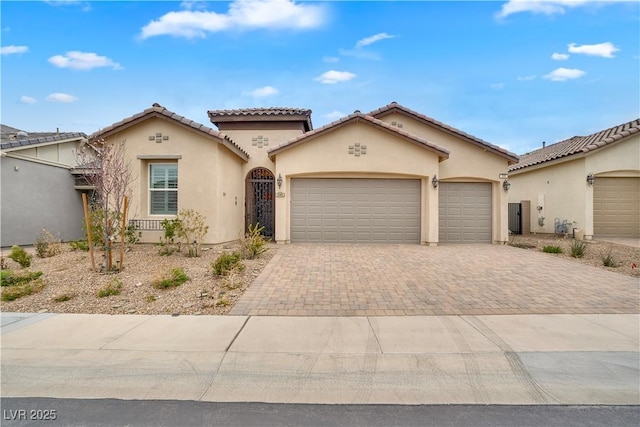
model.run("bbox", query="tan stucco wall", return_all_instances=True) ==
[509,135,640,238]
[272,121,441,244]
[102,117,245,244]
[376,112,512,243]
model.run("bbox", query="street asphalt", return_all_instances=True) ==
[1,312,638,406]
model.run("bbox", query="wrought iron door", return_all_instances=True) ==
[246,168,275,238]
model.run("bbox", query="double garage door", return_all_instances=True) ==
[594,177,640,237]
[291,178,420,243]
[290,179,493,244]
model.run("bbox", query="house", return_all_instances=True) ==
[507,118,640,239]
[1,126,88,246]
[90,102,518,245]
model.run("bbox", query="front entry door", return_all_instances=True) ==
[245,168,275,239]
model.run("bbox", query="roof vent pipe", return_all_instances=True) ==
[542,141,546,148]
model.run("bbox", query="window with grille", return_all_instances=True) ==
[149,163,178,215]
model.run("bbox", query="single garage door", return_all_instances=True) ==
[594,177,640,237]
[291,178,420,243]
[439,182,492,243]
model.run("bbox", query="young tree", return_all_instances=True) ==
[77,138,133,271]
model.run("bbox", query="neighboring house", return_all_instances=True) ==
[1,126,88,246]
[507,118,640,239]
[92,102,518,245]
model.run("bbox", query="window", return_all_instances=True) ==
[149,163,178,215]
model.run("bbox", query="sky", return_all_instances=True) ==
[1,0,639,155]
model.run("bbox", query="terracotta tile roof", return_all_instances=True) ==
[0,131,87,150]
[509,117,640,172]
[368,101,519,163]
[267,111,450,160]
[208,107,313,132]
[91,103,249,161]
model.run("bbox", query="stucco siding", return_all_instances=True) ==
[585,135,640,176]
[1,156,84,246]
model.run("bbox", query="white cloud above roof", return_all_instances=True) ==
[543,67,586,81]
[496,1,589,18]
[355,33,396,48]
[551,52,569,60]
[1,45,28,55]
[323,56,339,63]
[48,51,122,70]
[314,70,356,84]
[568,42,619,58]
[517,75,537,81]
[46,93,78,103]
[249,86,278,97]
[140,0,326,39]
[325,110,345,121]
[20,96,36,104]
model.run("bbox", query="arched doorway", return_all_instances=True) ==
[245,168,275,238]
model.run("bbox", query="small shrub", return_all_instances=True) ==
[125,223,141,246]
[601,251,620,268]
[35,229,62,258]
[97,278,123,297]
[1,270,43,287]
[69,240,90,252]
[53,291,75,302]
[241,223,269,260]
[8,245,32,268]
[177,209,209,257]
[570,240,588,258]
[509,242,536,249]
[542,245,563,254]
[1,279,45,301]
[152,267,189,289]
[212,251,244,276]
[0,256,7,270]
[145,294,157,303]
[157,244,179,256]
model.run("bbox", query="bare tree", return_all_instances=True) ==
[77,138,133,271]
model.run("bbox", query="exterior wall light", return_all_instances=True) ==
[277,173,283,189]
[503,180,511,192]
[432,175,439,188]
[586,173,595,186]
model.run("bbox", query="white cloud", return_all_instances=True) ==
[543,67,586,81]
[496,1,590,18]
[250,86,278,97]
[355,33,396,49]
[551,52,569,60]
[314,70,356,84]
[20,96,36,104]
[44,1,91,11]
[140,0,326,39]
[491,83,506,90]
[323,56,339,63]
[1,45,28,55]
[46,93,78,103]
[48,51,122,70]
[568,42,619,58]
[517,75,537,81]
[325,110,345,121]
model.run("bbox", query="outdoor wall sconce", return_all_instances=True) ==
[277,173,283,189]
[432,175,439,188]
[586,173,595,186]
[503,180,511,192]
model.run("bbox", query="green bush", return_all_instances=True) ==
[601,251,619,267]
[97,278,123,297]
[176,209,209,257]
[542,245,562,254]
[8,245,32,268]
[241,223,269,260]
[35,229,62,258]
[69,240,90,251]
[1,270,43,287]
[570,240,588,258]
[152,267,189,289]
[1,279,45,301]
[212,251,244,276]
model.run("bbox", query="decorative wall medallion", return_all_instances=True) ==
[251,135,269,148]
[348,142,367,156]
[148,132,169,143]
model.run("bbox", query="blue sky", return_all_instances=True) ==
[1,0,638,154]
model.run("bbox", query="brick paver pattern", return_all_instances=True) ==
[230,244,640,316]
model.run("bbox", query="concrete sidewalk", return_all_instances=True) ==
[1,312,638,405]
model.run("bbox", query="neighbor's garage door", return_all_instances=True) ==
[594,177,640,237]
[290,178,420,243]
[439,182,492,243]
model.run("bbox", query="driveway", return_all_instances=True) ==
[230,244,639,316]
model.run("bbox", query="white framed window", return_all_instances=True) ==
[149,163,178,215]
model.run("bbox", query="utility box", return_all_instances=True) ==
[573,228,584,241]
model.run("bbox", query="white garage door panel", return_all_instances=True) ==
[594,177,640,237]
[439,182,492,243]
[291,178,421,243]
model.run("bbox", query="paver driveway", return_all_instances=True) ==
[230,244,639,316]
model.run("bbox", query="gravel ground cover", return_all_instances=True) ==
[1,235,637,315]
